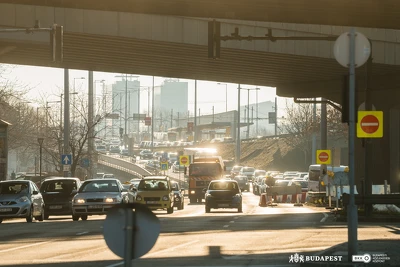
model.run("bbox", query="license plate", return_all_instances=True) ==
[0,208,12,212]
[146,201,158,204]
[218,204,230,207]
[88,205,103,209]
[49,205,62,209]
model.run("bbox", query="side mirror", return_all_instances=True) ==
[32,191,39,195]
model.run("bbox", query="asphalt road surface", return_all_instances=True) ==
[1,188,400,267]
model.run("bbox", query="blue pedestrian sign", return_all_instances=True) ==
[81,158,90,168]
[161,163,168,170]
[61,154,72,165]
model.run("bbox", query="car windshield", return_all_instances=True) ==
[41,180,78,193]
[0,182,29,195]
[80,180,119,192]
[138,180,169,190]
[209,181,239,192]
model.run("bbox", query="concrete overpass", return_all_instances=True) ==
[1,1,400,192]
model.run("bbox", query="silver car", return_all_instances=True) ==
[0,180,44,223]
[71,179,129,221]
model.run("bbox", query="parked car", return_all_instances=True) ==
[171,181,184,210]
[204,179,242,213]
[71,179,129,221]
[109,145,120,154]
[120,149,130,156]
[0,180,45,223]
[40,177,81,220]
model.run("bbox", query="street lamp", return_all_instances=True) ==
[94,80,106,138]
[37,137,44,177]
[217,83,228,112]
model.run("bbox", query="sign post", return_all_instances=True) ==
[334,29,371,261]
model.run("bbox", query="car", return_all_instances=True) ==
[71,179,129,221]
[233,175,250,192]
[139,149,153,159]
[204,179,242,213]
[171,181,184,210]
[120,148,129,156]
[171,161,185,173]
[0,180,45,223]
[109,145,120,154]
[239,166,256,182]
[40,177,81,220]
[252,175,265,195]
[145,160,161,174]
[96,145,107,154]
[230,165,243,178]
[134,176,175,214]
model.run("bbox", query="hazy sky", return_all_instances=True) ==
[3,64,288,116]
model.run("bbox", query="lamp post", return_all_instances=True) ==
[242,87,260,139]
[94,80,106,138]
[37,137,44,177]
[217,83,228,112]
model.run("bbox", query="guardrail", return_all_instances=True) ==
[97,154,152,177]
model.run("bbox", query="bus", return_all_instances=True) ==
[183,148,225,203]
[308,164,349,192]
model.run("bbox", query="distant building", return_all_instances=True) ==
[154,79,188,131]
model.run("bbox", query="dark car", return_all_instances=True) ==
[0,180,45,223]
[233,175,249,192]
[204,179,242,213]
[171,181,184,210]
[139,149,153,159]
[40,177,81,220]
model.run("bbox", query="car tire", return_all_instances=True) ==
[205,206,211,213]
[35,207,44,221]
[72,215,80,221]
[26,207,33,223]
[178,201,184,210]
[0,218,2,223]
[238,204,243,213]
[167,207,174,214]
[81,215,88,221]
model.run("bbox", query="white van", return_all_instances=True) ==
[308,164,348,192]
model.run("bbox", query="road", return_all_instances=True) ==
[1,188,399,267]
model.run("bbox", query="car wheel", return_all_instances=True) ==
[178,201,184,210]
[72,215,80,221]
[0,218,3,223]
[81,215,88,221]
[205,206,211,213]
[167,207,174,214]
[35,207,44,221]
[238,204,243,213]
[26,207,33,223]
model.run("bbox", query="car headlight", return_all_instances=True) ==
[136,195,142,201]
[17,196,29,203]
[162,195,169,201]
[74,198,85,204]
[105,198,117,203]
[190,190,195,194]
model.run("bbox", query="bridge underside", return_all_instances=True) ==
[1,31,400,105]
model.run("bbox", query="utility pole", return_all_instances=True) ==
[63,69,70,177]
[256,90,258,136]
[274,97,278,136]
[124,74,128,136]
[177,112,180,127]
[212,106,215,123]
[194,80,197,142]
[312,98,317,164]
[88,71,94,179]
[236,84,241,165]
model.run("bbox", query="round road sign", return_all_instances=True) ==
[180,156,188,165]
[333,31,371,68]
[318,152,329,163]
[360,115,379,134]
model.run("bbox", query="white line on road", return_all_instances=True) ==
[76,231,89,236]
[106,240,201,267]
[0,241,52,253]
[320,213,328,222]
[229,221,235,223]
[223,225,230,228]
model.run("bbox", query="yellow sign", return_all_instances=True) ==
[357,111,383,138]
[179,155,190,166]
[316,150,331,165]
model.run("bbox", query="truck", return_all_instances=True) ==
[183,148,225,203]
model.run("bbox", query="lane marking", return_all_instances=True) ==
[229,221,235,223]
[223,225,230,228]
[76,231,89,236]
[0,241,52,253]
[145,240,200,257]
[320,213,328,223]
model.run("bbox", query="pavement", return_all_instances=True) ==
[298,205,400,267]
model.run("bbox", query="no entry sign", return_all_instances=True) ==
[179,155,189,166]
[357,111,383,138]
[316,150,331,165]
